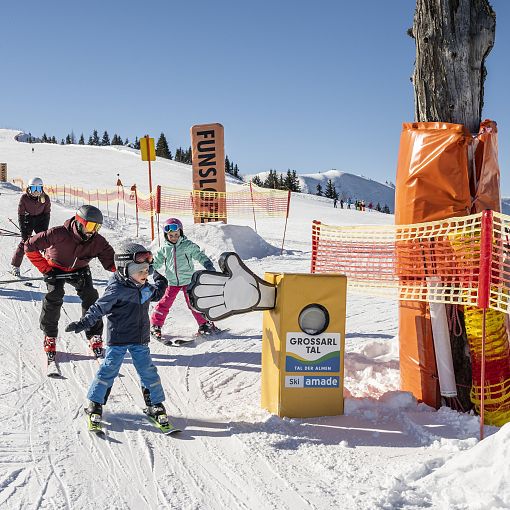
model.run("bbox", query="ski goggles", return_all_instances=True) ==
[164,223,180,233]
[28,185,43,193]
[75,215,102,233]
[115,251,154,264]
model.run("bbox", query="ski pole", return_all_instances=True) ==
[0,274,79,285]
[8,218,21,232]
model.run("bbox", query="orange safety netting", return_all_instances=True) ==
[311,211,510,314]
[43,183,290,221]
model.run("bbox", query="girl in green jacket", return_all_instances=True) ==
[150,218,218,340]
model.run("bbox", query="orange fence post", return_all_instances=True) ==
[477,209,494,439]
[281,190,291,255]
[310,220,321,273]
[249,182,258,233]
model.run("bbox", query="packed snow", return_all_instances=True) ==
[0,129,506,509]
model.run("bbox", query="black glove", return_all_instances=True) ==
[43,269,59,284]
[65,321,86,333]
[204,261,215,271]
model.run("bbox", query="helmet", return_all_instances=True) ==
[27,176,44,195]
[28,176,43,187]
[163,217,183,235]
[114,242,154,278]
[75,205,103,237]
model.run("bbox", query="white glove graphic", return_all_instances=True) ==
[188,252,276,321]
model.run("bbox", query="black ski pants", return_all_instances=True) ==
[40,269,102,339]
[11,213,50,267]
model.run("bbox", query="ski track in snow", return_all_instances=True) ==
[0,150,501,510]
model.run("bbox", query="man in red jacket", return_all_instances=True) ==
[25,205,115,362]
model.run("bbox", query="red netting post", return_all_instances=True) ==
[281,190,291,255]
[249,181,258,233]
[311,220,321,273]
[477,209,493,440]
[156,185,162,246]
[96,190,100,210]
[105,189,110,218]
[63,184,66,204]
[132,185,139,237]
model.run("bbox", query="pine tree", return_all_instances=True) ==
[51,136,57,144]
[42,133,48,143]
[324,179,336,199]
[185,147,192,164]
[233,164,239,178]
[91,130,100,145]
[101,131,110,146]
[316,183,323,196]
[79,133,85,145]
[278,174,285,190]
[134,137,140,150]
[60,138,65,145]
[291,170,301,192]
[251,176,263,186]
[376,202,381,212]
[225,156,231,174]
[156,133,172,159]
[70,131,76,144]
[124,138,129,145]
[88,136,94,145]
[65,134,72,144]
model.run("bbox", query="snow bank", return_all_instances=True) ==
[184,222,281,262]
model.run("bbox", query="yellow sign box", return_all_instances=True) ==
[140,136,156,161]
[261,273,346,418]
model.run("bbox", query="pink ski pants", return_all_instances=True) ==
[150,285,207,327]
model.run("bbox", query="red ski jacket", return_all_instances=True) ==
[24,217,115,274]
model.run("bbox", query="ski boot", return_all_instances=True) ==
[44,336,57,362]
[84,401,103,431]
[142,387,169,426]
[10,266,21,278]
[88,335,104,358]
[198,321,221,336]
[150,325,162,341]
[145,403,170,427]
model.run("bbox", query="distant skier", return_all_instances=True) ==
[65,242,171,431]
[340,199,344,209]
[10,177,51,277]
[333,198,338,208]
[24,205,115,363]
[150,217,218,341]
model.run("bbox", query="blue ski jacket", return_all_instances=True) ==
[77,270,167,345]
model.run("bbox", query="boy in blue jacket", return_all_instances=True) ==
[66,242,170,428]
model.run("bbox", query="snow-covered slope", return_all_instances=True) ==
[247,168,396,212]
[0,129,506,510]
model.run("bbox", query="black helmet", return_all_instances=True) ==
[114,242,154,278]
[75,205,103,237]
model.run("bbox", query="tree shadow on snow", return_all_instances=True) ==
[0,287,81,303]
[138,351,262,373]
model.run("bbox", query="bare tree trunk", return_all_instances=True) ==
[411,0,496,411]
[412,0,495,133]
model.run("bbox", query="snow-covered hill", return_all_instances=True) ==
[247,168,395,212]
[0,128,507,510]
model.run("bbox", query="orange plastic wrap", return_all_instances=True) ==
[472,120,500,213]
[395,122,472,407]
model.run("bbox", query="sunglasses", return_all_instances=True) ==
[29,185,43,192]
[76,216,102,233]
[115,251,154,264]
[164,223,180,233]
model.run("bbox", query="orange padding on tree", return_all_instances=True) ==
[395,122,473,407]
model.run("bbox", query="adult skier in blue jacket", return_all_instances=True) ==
[66,242,171,428]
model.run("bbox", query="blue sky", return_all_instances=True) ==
[1,1,509,191]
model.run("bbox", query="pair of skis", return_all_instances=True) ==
[46,344,104,377]
[86,408,181,436]
[151,328,226,347]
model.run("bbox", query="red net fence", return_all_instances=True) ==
[41,182,290,223]
[311,210,510,314]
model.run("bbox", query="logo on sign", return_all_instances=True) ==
[285,333,341,373]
